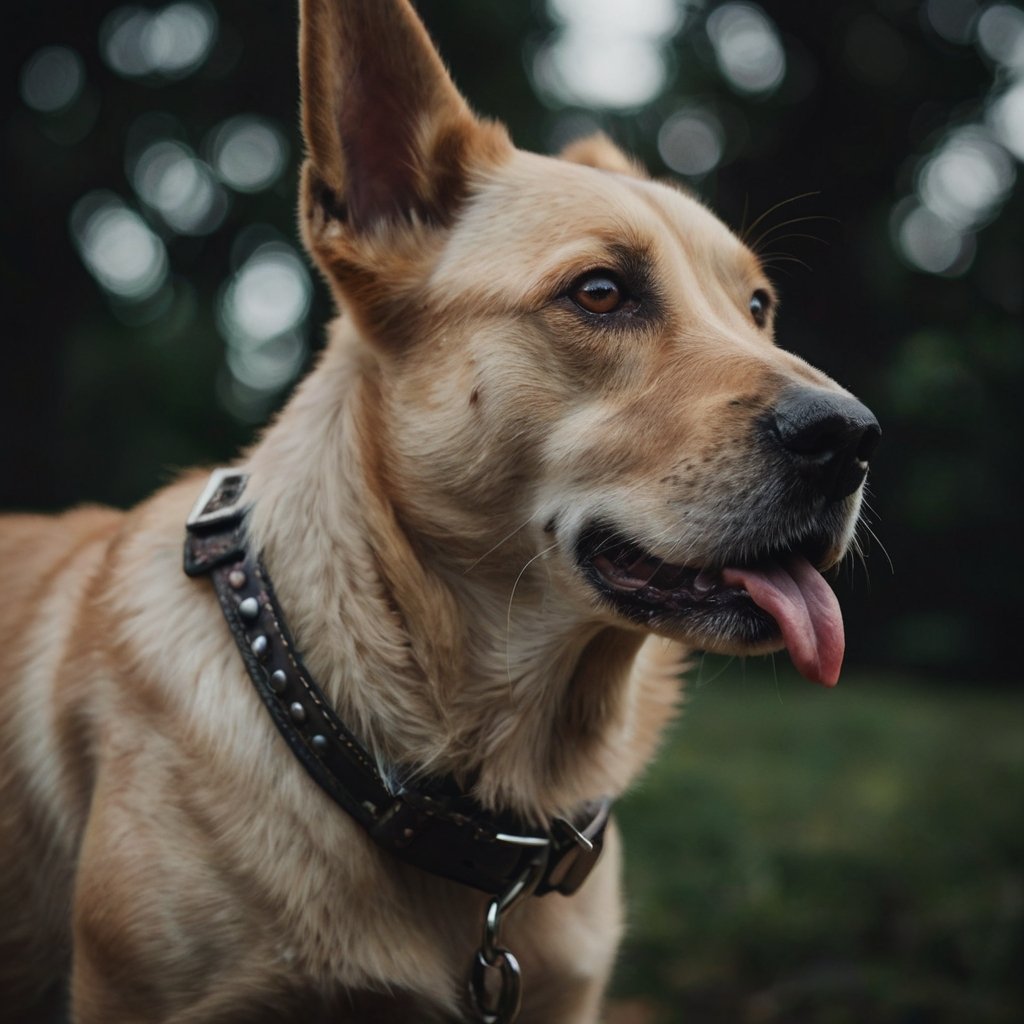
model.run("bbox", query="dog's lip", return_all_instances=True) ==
[576,526,844,685]
[578,527,832,592]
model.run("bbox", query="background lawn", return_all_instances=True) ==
[610,661,1023,1023]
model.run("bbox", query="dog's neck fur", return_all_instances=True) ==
[244,319,682,821]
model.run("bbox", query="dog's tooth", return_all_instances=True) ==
[623,555,660,587]
[693,570,720,594]
[627,555,657,576]
[594,554,644,590]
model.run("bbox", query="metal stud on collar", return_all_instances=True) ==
[468,852,548,1024]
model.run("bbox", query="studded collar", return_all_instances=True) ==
[183,468,611,898]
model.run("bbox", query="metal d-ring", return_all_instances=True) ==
[468,850,549,1024]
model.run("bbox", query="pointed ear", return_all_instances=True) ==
[299,0,509,237]
[560,133,647,178]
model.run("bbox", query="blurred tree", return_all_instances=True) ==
[2,0,1021,681]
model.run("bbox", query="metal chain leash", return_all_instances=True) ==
[468,851,549,1024]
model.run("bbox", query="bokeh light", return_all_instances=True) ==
[891,0,1024,279]
[208,116,290,193]
[893,201,976,277]
[917,127,1015,232]
[101,2,217,80]
[975,3,1024,68]
[924,0,982,45]
[533,0,683,110]
[706,3,786,96]
[548,0,680,36]
[221,244,311,344]
[658,106,725,177]
[20,46,85,114]
[218,242,311,414]
[989,81,1024,160]
[132,140,228,235]
[70,192,169,301]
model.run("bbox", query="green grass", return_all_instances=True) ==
[610,661,1024,1023]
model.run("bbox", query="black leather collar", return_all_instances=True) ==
[183,469,610,898]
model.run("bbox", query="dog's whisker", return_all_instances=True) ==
[759,263,798,280]
[741,190,822,247]
[693,651,737,690]
[739,191,751,242]
[855,496,892,572]
[859,520,895,575]
[694,650,709,687]
[504,541,560,690]
[750,214,839,256]
[463,513,538,575]
[757,231,830,249]
[857,546,872,589]
[844,533,870,588]
[769,652,784,704]
[758,253,814,274]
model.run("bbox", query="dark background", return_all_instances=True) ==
[3,3,1022,1022]
[3,0,1021,683]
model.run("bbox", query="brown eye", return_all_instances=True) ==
[750,289,772,327]
[570,272,628,315]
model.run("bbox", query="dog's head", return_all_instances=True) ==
[297,0,879,687]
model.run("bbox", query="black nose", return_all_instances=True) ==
[769,387,881,502]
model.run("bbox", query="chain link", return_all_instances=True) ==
[470,944,522,1024]
[468,853,548,1024]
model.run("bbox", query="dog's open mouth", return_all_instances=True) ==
[576,526,845,686]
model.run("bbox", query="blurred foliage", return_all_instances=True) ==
[612,661,1024,1022]
[2,0,1023,681]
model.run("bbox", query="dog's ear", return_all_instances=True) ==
[560,133,647,178]
[299,0,510,245]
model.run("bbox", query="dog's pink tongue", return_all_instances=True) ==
[721,556,844,686]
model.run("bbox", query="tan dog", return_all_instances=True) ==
[0,1,879,1021]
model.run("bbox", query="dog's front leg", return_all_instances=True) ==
[70,873,290,1024]
[511,828,624,1024]
[66,767,287,1024]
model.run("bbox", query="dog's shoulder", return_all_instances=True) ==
[0,505,123,638]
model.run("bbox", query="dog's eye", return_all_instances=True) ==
[750,289,772,327]
[570,272,630,315]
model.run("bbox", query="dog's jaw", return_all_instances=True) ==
[575,527,846,685]
[565,498,859,686]
[242,325,679,824]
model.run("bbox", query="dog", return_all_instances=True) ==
[0,1,880,1021]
